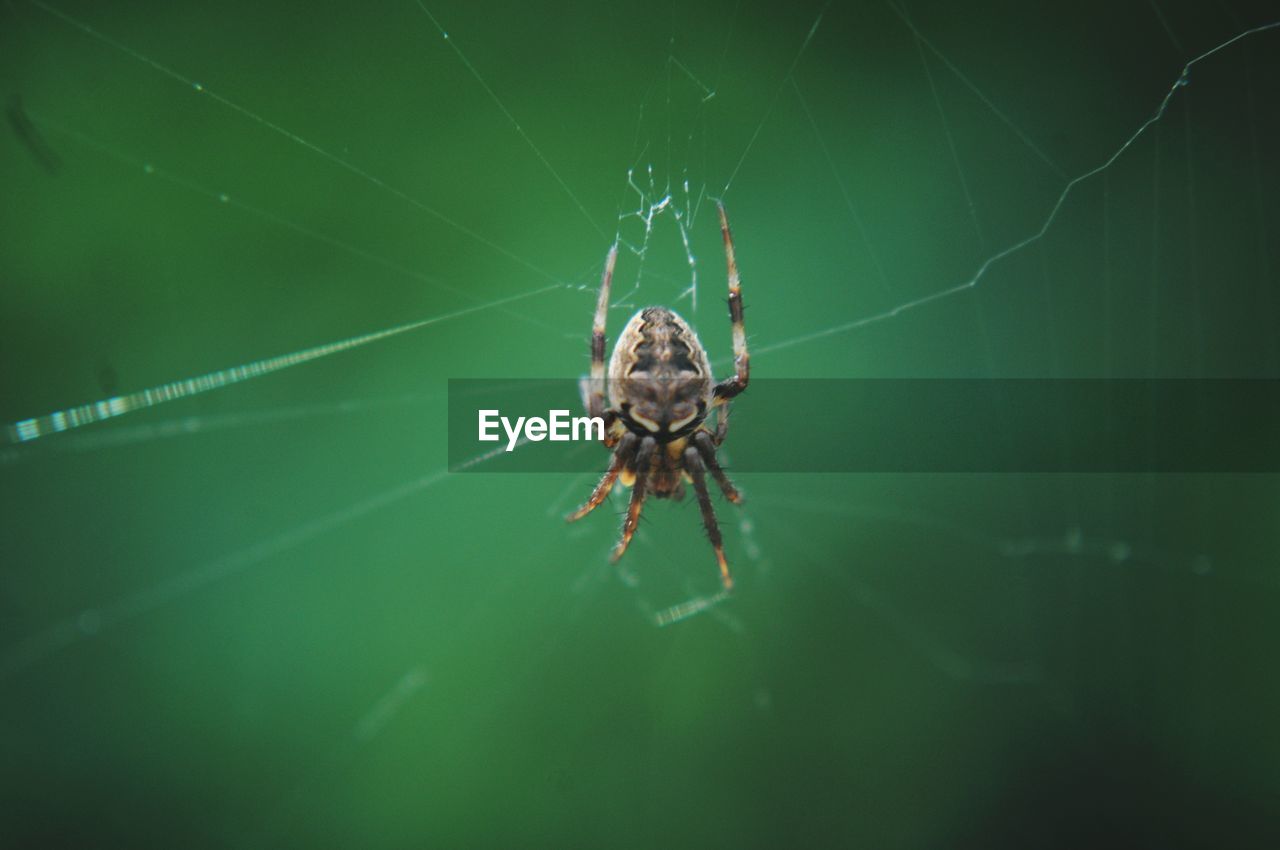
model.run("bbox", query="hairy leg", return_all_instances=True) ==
[567,432,637,521]
[685,446,733,591]
[611,435,656,562]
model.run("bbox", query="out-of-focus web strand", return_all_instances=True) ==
[754,18,1280,357]
[5,284,563,445]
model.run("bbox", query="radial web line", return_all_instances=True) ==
[5,283,564,445]
[1146,0,1186,55]
[767,517,1043,684]
[668,55,716,102]
[30,114,565,335]
[907,6,985,247]
[790,79,891,292]
[413,1,607,239]
[754,20,1280,358]
[0,395,433,467]
[26,0,559,282]
[0,439,521,680]
[722,1,830,194]
[886,1,1069,180]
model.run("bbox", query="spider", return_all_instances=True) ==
[567,200,749,592]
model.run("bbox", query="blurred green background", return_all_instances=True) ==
[2,0,1279,846]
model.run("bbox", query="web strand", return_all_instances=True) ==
[4,283,564,445]
[755,20,1280,359]
[412,1,607,239]
[790,79,892,293]
[886,1,1069,181]
[722,1,830,196]
[29,114,567,336]
[26,0,560,282]
[0,437,525,680]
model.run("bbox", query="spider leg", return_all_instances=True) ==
[583,243,618,420]
[684,446,734,592]
[711,402,731,446]
[692,430,742,504]
[566,432,636,522]
[610,435,656,563]
[712,200,749,403]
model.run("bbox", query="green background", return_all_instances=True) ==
[2,0,1278,846]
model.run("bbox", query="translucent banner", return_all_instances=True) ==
[447,379,1280,473]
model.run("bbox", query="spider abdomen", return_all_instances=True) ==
[608,306,711,442]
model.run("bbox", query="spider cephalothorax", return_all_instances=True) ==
[567,200,749,592]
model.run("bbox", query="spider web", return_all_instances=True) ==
[2,0,1279,844]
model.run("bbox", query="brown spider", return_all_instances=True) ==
[567,200,749,592]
